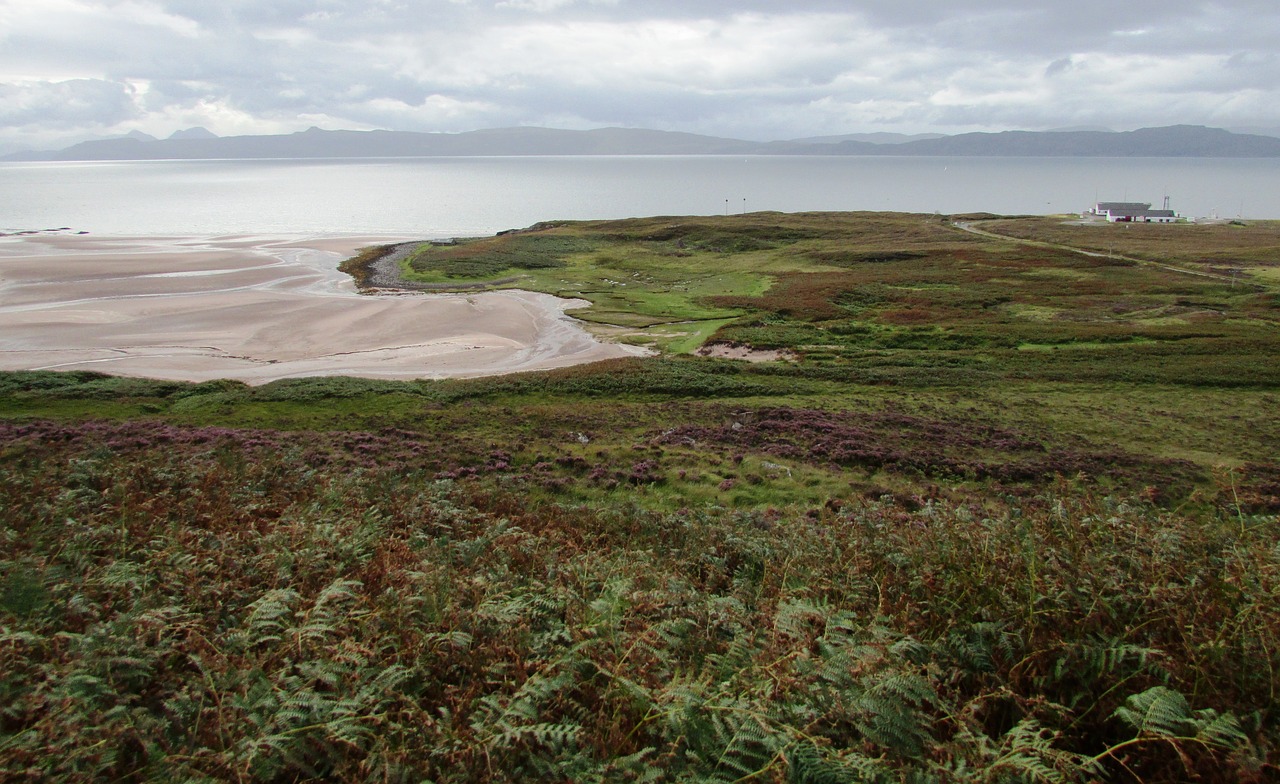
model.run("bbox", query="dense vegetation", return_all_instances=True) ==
[3,212,1279,781]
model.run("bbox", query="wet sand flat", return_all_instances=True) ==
[0,234,643,383]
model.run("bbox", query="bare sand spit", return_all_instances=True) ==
[0,234,646,383]
[695,342,796,363]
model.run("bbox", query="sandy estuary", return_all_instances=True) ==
[0,233,645,383]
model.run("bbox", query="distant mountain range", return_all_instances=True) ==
[6,124,1280,161]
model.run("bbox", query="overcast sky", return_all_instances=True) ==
[2,0,1278,151]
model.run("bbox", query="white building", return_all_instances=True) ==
[1090,201,1179,223]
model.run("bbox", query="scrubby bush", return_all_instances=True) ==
[1,429,1273,781]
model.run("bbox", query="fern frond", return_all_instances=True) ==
[708,629,759,682]
[491,721,582,751]
[294,578,362,645]
[422,629,474,651]
[1192,708,1248,749]
[774,598,829,642]
[787,741,889,783]
[941,622,1016,674]
[986,719,1091,784]
[243,588,301,640]
[1105,685,1248,763]
[1112,685,1193,738]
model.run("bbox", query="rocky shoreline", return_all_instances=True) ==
[0,227,88,237]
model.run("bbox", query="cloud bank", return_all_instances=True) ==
[2,0,1277,151]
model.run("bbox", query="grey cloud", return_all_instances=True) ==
[0,80,139,128]
[1,0,1278,146]
[1045,58,1075,77]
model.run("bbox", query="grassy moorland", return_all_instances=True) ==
[2,211,1279,782]
[393,213,981,352]
[974,216,1280,284]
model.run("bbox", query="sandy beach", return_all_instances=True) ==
[0,232,644,383]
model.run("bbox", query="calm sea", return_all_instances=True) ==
[2,156,1277,237]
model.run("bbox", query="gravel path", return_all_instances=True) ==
[953,220,1264,289]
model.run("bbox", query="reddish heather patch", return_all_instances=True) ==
[654,406,1202,491]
